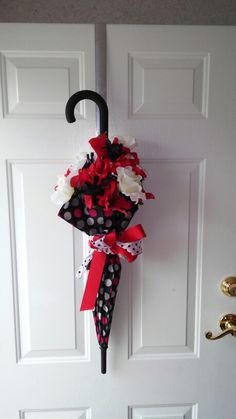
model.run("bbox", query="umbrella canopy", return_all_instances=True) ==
[52,90,154,373]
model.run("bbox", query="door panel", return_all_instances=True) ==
[129,159,204,359]
[7,160,88,363]
[128,51,210,119]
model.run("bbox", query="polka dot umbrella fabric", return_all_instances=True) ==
[52,132,154,373]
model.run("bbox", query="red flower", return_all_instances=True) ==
[89,133,146,176]
[112,195,132,213]
[70,174,80,188]
[89,133,109,159]
[132,165,147,178]
[70,157,118,210]
[97,180,118,211]
[68,133,154,212]
[70,157,111,189]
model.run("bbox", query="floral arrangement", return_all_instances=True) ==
[52,132,154,373]
[52,133,153,234]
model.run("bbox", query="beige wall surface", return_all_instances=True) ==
[0,0,235,24]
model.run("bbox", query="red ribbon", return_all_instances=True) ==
[80,224,146,311]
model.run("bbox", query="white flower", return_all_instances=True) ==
[51,152,87,206]
[113,135,136,149]
[51,175,74,206]
[116,166,145,203]
[68,152,87,178]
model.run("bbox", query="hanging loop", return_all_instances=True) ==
[65,90,108,135]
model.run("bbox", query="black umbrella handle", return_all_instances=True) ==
[101,347,107,374]
[65,90,108,135]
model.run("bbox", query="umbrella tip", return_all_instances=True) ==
[101,347,107,374]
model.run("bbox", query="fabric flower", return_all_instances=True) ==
[72,157,111,188]
[51,152,87,206]
[112,195,133,213]
[90,133,127,161]
[114,135,136,150]
[97,180,118,211]
[111,151,147,178]
[70,157,118,210]
[51,175,74,206]
[116,166,144,203]
[52,134,154,212]
[89,133,109,158]
[68,152,87,177]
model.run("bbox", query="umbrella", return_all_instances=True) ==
[52,90,154,373]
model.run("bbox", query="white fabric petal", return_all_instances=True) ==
[51,175,74,206]
[116,166,145,202]
[68,152,87,178]
[51,152,88,206]
[113,135,136,149]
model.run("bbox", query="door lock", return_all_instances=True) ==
[205,314,236,340]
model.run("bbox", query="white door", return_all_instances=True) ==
[107,25,236,418]
[0,23,96,419]
[1,23,236,419]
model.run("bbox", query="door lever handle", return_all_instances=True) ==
[205,314,236,341]
[205,328,235,340]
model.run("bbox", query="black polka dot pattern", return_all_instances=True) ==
[76,253,93,279]
[117,239,143,256]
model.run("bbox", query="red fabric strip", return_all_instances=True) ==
[118,224,146,243]
[80,251,107,311]
[80,224,146,311]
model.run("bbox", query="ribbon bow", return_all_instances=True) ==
[78,224,146,311]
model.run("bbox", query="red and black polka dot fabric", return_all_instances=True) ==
[58,190,138,235]
[55,134,153,371]
[58,187,136,352]
[92,254,121,349]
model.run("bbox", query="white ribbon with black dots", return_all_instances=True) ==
[76,234,143,279]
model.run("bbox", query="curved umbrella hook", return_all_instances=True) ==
[65,90,108,135]
[65,90,109,374]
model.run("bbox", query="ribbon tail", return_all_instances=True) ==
[76,253,93,279]
[80,251,107,311]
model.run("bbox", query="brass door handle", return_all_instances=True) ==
[221,277,236,296]
[205,314,236,341]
